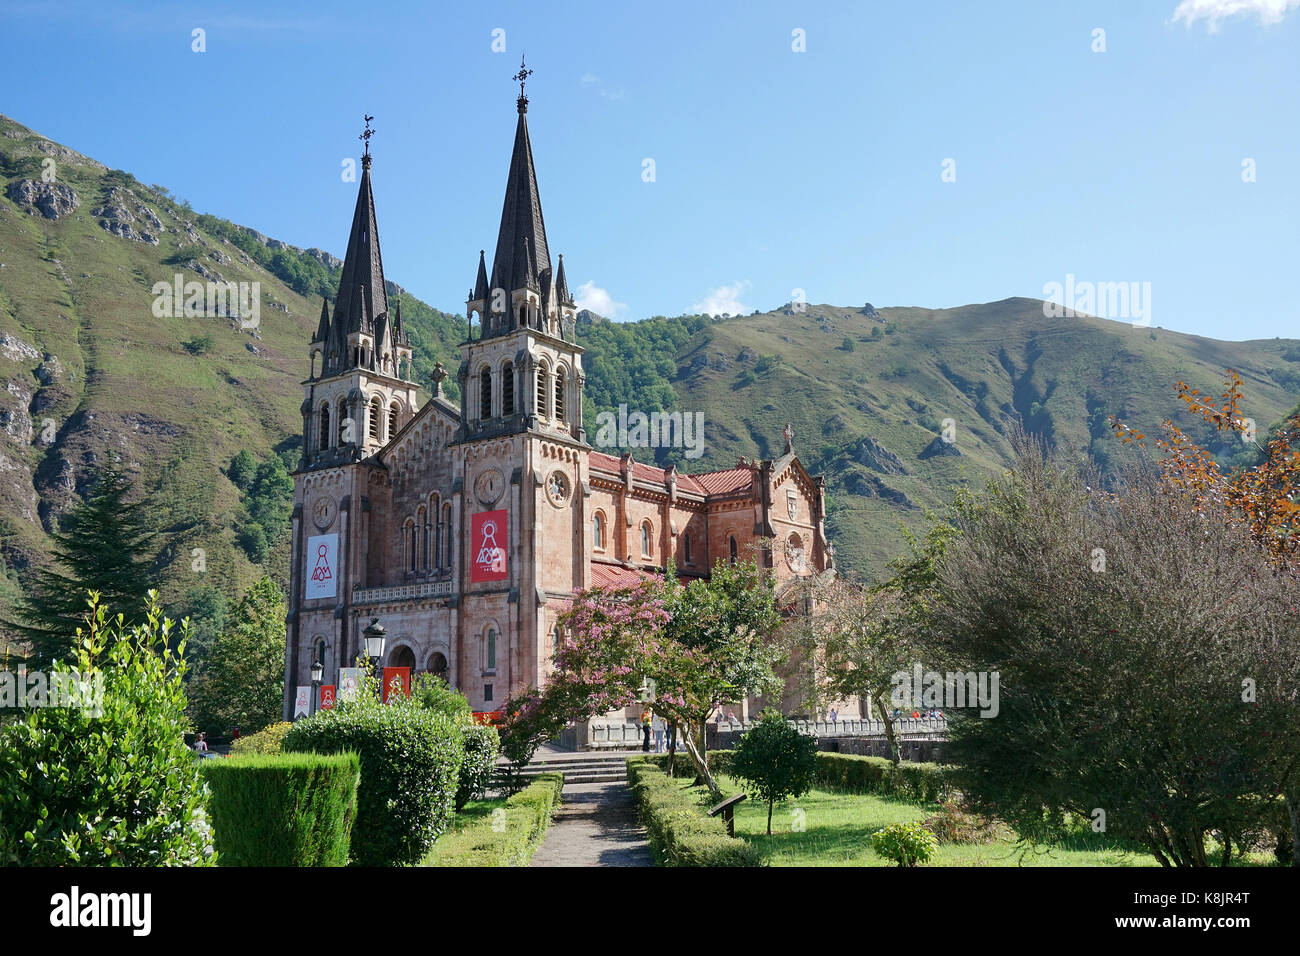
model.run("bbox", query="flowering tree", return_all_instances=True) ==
[499,560,782,794]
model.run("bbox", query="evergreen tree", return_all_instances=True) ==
[7,463,155,666]
[186,575,286,735]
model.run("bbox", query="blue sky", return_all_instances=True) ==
[1,0,1297,339]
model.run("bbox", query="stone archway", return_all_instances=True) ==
[427,651,449,681]
[389,645,416,671]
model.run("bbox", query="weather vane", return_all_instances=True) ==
[359,114,375,159]
[513,55,533,111]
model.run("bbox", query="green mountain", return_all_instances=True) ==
[1,111,1297,633]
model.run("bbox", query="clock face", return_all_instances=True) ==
[475,468,504,506]
[546,470,570,508]
[785,537,807,574]
[312,496,337,531]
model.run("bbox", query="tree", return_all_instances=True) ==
[1111,371,1300,863]
[185,576,286,735]
[227,450,257,491]
[731,708,818,834]
[929,435,1300,866]
[788,518,953,764]
[499,560,783,794]
[7,462,155,665]
[0,592,215,865]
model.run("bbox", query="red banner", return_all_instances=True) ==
[470,509,508,582]
[319,684,336,710]
[381,667,410,704]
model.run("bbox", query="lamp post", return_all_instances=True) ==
[363,617,387,684]
[310,657,323,716]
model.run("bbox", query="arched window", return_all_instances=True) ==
[431,495,442,570]
[318,403,331,450]
[518,304,527,328]
[536,362,551,420]
[641,521,653,558]
[486,627,497,672]
[336,398,348,446]
[502,362,515,416]
[388,401,400,438]
[369,396,382,441]
[315,638,327,675]
[554,367,566,422]
[729,536,738,564]
[419,507,430,571]
[405,519,417,572]
[592,512,605,551]
[479,366,492,419]
[442,502,453,568]
[684,532,693,565]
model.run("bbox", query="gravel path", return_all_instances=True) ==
[529,781,654,867]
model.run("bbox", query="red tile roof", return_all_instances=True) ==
[589,563,655,588]
[587,451,752,498]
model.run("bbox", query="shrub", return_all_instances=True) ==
[872,820,938,866]
[922,798,1013,845]
[283,697,463,866]
[201,752,359,866]
[230,721,293,756]
[456,721,501,810]
[425,773,563,867]
[409,673,472,720]
[730,708,818,834]
[0,595,215,866]
[627,758,762,866]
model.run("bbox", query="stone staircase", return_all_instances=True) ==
[501,749,641,786]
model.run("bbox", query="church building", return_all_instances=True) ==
[282,71,835,720]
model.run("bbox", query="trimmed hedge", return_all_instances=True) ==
[201,752,359,866]
[283,703,463,867]
[425,772,564,867]
[651,750,953,803]
[456,722,501,810]
[627,758,763,866]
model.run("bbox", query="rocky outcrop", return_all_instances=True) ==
[918,435,962,459]
[845,470,916,508]
[0,332,40,364]
[306,247,342,270]
[855,436,907,475]
[92,187,163,244]
[5,179,79,219]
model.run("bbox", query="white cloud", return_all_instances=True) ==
[692,280,751,317]
[574,280,628,318]
[578,73,626,100]
[1170,0,1300,30]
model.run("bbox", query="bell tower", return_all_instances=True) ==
[301,118,418,468]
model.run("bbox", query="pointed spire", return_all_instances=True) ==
[327,121,388,373]
[489,68,550,299]
[314,296,331,344]
[473,249,489,301]
[555,253,571,306]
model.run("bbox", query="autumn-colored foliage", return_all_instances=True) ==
[1111,369,1300,569]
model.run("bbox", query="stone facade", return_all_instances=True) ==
[282,87,835,719]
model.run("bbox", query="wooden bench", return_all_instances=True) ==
[706,793,746,837]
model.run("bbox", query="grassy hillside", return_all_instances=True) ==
[2,109,1297,639]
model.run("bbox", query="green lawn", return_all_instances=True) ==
[691,775,1274,867]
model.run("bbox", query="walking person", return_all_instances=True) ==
[652,714,666,753]
[641,708,652,752]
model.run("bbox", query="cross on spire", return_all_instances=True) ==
[359,114,375,167]
[513,55,533,112]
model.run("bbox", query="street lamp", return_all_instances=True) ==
[363,617,387,674]
[310,658,323,716]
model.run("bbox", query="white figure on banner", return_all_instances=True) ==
[476,518,505,573]
[311,543,332,583]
